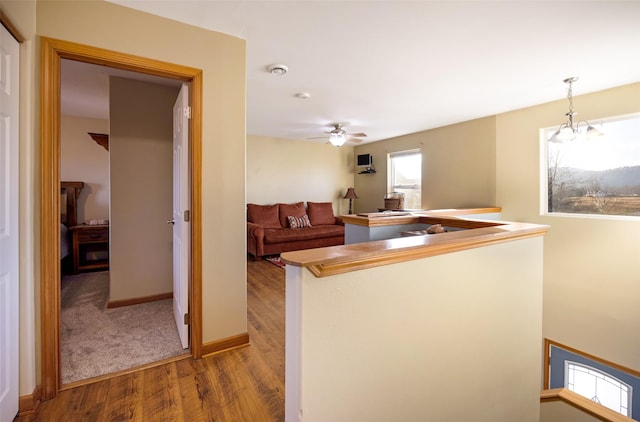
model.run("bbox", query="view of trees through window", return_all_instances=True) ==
[545,113,640,217]
[388,150,422,210]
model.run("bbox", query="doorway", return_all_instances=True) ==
[40,37,203,399]
[59,60,186,384]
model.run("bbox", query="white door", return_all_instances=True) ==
[172,83,190,349]
[0,23,20,422]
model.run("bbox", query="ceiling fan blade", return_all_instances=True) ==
[308,136,329,140]
[347,137,364,144]
[347,132,367,138]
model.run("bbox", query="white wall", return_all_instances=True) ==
[496,82,640,373]
[286,236,544,421]
[247,135,355,215]
[109,77,176,301]
[60,115,109,224]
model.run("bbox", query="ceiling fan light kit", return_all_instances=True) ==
[548,77,604,143]
[329,133,347,147]
[309,123,368,147]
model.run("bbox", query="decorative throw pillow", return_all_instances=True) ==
[247,203,282,228]
[307,202,336,225]
[287,214,312,229]
[278,202,306,228]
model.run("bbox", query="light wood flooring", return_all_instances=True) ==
[17,259,285,421]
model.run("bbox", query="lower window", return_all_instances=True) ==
[546,339,639,418]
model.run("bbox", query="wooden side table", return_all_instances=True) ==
[69,224,110,274]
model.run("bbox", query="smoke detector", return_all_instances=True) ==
[267,63,288,75]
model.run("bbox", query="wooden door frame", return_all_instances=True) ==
[40,37,203,400]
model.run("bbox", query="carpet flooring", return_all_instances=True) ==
[60,271,186,384]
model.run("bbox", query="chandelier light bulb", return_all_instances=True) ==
[548,77,604,143]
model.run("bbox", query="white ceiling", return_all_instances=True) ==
[61,59,182,121]
[67,1,640,144]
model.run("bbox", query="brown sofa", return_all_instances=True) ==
[247,201,344,259]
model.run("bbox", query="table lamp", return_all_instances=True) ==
[343,187,358,214]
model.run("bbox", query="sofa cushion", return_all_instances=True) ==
[287,214,313,229]
[307,201,336,225]
[263,225,344,244]
[278,202,306,228]
[247,203,282,228]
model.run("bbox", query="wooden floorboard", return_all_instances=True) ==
[17,259,285,421]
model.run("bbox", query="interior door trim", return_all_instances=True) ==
[39,36,203,400]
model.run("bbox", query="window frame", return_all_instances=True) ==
[540,112,640,221]
[545,339,640,418]
[388,149,422,210]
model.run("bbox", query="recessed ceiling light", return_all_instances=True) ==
[267,63,288,75]
[295,92,311,99]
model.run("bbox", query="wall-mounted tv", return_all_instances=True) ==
[357,154,373,167]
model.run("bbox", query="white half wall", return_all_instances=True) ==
[286,236,544,421]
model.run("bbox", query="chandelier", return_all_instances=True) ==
[548,77,603,143]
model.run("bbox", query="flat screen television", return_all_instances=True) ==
[357,154,372,168]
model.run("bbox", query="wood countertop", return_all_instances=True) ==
[281,211,547,277]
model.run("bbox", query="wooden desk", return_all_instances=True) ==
[69,224,109,274]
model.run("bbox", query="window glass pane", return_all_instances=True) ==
[544,113,640,217]
[565,361,632,417]
[550,343,639,418]
[389,150,421,209]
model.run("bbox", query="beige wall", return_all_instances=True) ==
[354,83,640,377]
[540,400,603,422]
[354,116,496,213]
[287,236,544,421]
[496,82,640,373]
[8,0,246,395]
[61,115,109,223]
[36,0,247,347]
[247,135,355,215]
[109,77,176,301]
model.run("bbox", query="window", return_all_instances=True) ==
[546,340,640,418]
[388,149,422,210]
[565,361,631,416]
[542,113,640,218]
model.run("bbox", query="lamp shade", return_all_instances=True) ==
[343,187,358,200]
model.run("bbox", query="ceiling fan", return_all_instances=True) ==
[309,123,367,147]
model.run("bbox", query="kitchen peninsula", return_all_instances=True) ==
[341,207,503,244]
